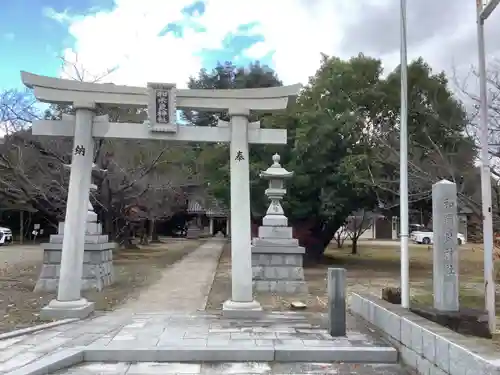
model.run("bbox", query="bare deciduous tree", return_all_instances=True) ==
[346,210,377,254]
[453,59,500,231]
[0,60,196,246]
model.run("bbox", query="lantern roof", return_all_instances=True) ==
[259,153,294,179]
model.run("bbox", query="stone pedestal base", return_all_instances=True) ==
[35,219,115,292]
[222,299,263,318]
[35,245,115,292]
[251,231,308,294]
[40,298,95,321]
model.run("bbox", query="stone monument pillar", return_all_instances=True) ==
[36,163,115,299]
[432,179,459,312]
[251,154,307,294]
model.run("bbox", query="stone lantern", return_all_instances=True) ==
[251,153,307,294]
[260,153,293,227]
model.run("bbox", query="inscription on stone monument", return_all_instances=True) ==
[443,198,455,209]
[155,90,170,123]
[147,82,177,133]
[432,179,459,311]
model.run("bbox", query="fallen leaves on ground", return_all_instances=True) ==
[0,240,201,333]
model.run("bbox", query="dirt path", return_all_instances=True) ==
[114,239,225,313]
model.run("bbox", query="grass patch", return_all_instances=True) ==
[411,288,485,308]
[206,241,499,320]
[325,242,486,279]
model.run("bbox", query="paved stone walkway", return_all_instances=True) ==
[55,361,409,374]
[114,239,224,312]
[82,310,389,350]
[0,311,402,374]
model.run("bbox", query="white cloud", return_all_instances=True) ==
[242,41,271,60]
[2,32,15,41]
[43,0,500,90]
[43,0,348,87]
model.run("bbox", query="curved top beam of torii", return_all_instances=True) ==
[21,71,302,112]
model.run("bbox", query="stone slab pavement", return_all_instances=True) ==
[0,244,43,269]
[82,310,391,350]
[54,361,410,374]
[0,310,404,373]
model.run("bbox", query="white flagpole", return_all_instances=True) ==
[476,0,498,336]
[399,0,410,309]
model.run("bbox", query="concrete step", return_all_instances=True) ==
[52,361,410,374]
[83,344,398,363]
[6,344,398,375]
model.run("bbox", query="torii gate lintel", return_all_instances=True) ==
[32,117,287,145]
[21,71,301,112]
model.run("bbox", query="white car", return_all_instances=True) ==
[411,230,466,245]
[0,226,13,246]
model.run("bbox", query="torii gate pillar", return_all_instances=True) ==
[43,103,97,319]
[222,108,261,316]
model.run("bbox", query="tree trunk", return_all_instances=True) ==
[117,221,139,249]
[294,218,342,263]
[150,219,161,242]
[104,213,114,239]
[351,239,358,254]
[336,235,344,248]
[137,220,150,245]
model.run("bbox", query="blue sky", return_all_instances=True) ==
[1,0,498,93]
[0,0,110,89]
[0,0,282,90]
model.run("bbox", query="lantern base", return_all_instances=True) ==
[262,214,287,226]
[251,225,307,294]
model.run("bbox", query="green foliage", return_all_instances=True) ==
[186,56,382,232]
[284,54,383,222]
[185,61,284,215]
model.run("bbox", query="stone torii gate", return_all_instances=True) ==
[21,71,301,319]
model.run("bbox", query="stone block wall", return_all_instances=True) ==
[350,293,500,375]
[251,251,307,293]
[35,245,115,292]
